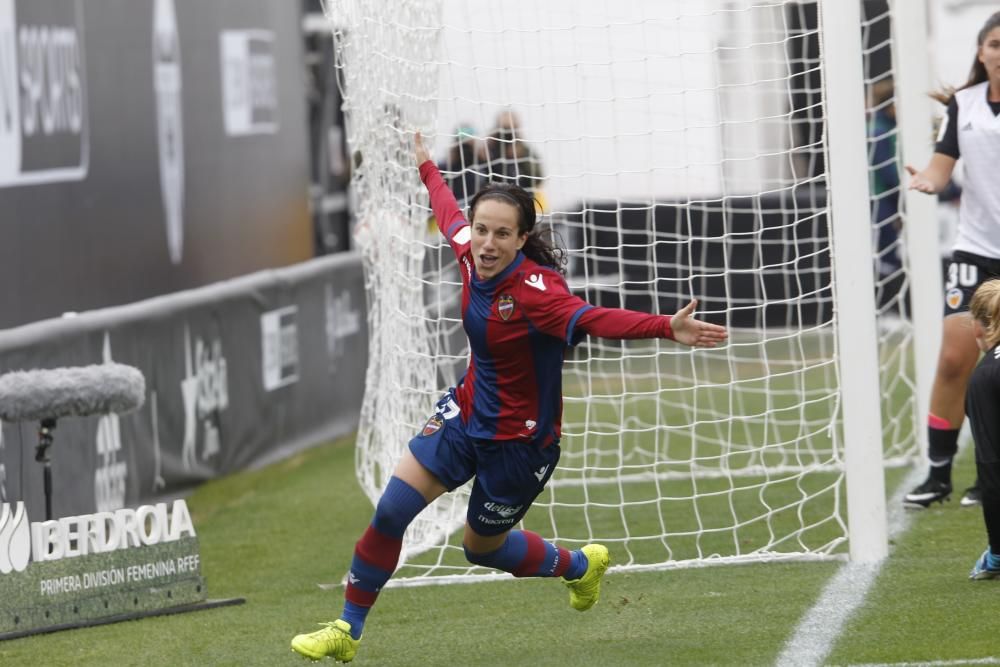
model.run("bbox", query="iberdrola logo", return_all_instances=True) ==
[0,502,31,574]
[0,499,195,575]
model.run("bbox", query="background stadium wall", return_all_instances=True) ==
[0,0,315,329]
[0,253,368,521]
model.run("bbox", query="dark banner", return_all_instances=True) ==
[571,192,837,329]
[0,0,314,328]
[0,253,366,520]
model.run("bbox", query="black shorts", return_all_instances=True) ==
[943,251,1000,316]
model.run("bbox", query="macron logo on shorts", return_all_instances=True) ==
[483,502,522,518]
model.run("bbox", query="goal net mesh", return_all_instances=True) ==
[326,0,919,582]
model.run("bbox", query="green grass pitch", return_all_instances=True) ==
[0,433,990,666]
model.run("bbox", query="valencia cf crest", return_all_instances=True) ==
[422,415,444,437]
[497,294,515,321]
[946,287,964,310]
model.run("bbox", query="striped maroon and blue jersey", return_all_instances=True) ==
[420,161,675,447]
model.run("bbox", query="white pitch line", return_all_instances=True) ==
[836,659,1000,667]
[774,465,927,667]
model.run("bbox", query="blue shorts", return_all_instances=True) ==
[408,391,560,536]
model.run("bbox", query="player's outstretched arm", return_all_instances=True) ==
[669,299,728,348]
[414,132,467,242]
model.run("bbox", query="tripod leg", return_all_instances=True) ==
[44,462,53,521]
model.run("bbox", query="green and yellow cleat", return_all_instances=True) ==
[291,619,361,663]
[563,543,610,611]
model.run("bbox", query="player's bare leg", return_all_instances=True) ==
[905,314,980,508]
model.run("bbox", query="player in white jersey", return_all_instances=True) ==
[903,11,1000,509]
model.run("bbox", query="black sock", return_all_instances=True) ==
[928,426,960,484]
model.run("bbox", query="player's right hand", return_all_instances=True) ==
[905,165,937,194]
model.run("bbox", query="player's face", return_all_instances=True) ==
[470,199,527,279]
[979,27,1000,85]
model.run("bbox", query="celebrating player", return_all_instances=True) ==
[290,132,728,662]
[903,11,1000,509]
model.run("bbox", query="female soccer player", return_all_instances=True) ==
[290,133,728,662]
[963,280,1000,579]
[903,11,1000,509]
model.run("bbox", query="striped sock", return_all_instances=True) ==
[342,477,427,639]
[463,529,588,579]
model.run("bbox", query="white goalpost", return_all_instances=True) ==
[324,0,932,583]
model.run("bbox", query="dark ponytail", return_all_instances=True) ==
[931,11,1000,104]
[469,182,567,275]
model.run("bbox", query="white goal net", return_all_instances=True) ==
[326,0,922,582]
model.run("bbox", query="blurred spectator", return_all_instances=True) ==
[867,79,902,278]
[485,110,545,206]
[439,125,484,206]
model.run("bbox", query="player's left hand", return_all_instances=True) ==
[669,299,728,348]
[415,131,431,166]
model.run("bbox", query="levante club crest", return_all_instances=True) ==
[422,415,443,436]
[497,294,515,321]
